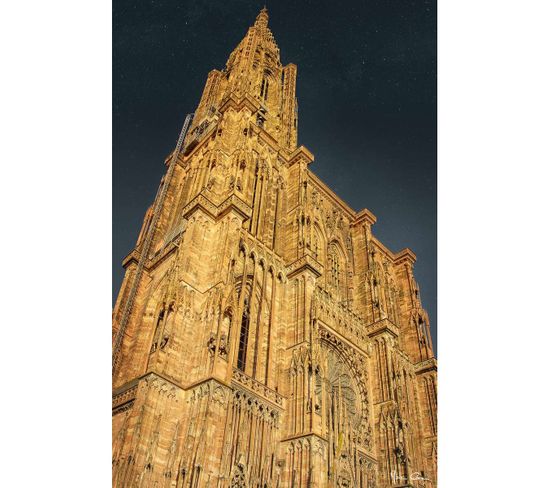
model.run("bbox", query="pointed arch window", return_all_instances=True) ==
[237,298,250,371]
[260,77,269,101]
[328,244,342,294]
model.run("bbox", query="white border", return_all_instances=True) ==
[1,1,111,485]
[439,0,550,485]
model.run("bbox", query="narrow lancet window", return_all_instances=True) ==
[237,298,250,371]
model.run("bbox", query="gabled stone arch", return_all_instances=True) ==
[221,284,239,317]
[290,345,312,374]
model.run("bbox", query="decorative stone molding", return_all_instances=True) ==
[147,240,179,271]
[313,286,370,351]
[232,368,283,408]
[287,145,314,167]
[415,357,438,374]
[121,249,141,269]
[182,193,219,221]
[238,232,287,276]
[218,193,253,220]
[187,378,231,406]
[280,433,328,460]
[112,378,139,415]
[353,208,377,227]
[231,386,281,425]
[365,318,399,339]
[286,254,323,279]
[393,247,417,266]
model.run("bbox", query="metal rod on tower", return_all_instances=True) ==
[112,112,194,375]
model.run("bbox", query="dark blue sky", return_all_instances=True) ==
[113,0,437,354]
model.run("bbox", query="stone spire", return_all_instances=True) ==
[190,7,298,150]
[254,7,269,30]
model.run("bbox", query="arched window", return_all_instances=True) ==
[328,243,344,298]
[327,242,350,305]
[329,249,340,290]
[260,69,273,102]
[260,77,269,101]
[237,298,250,371]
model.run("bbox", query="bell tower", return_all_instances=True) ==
[190,7,298,153]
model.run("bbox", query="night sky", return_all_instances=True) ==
[113,0,437,354]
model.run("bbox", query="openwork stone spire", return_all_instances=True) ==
[254,7,269,30]
[189,7,298,150]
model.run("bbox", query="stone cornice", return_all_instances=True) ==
[307,170,357,217]
[394,248,417,266]
[251,118,281,149]
[182,193,219,220]
[415,357,437,374]
[370,237,398,262]
[280,432,328,444]
[121,249,140,269]
[314,286,365,329]
[184,375,232,393]
[140,371,187,391]
[112,371,186,414]
[353,208,377,226]
[147,240,179,271]
[313,287,372,355]
[286,254,324,279]
[218,93,283,153]
[232,368,284,409]
[181,192,252,222]
[219,92,261,115]
[182,121,218,159]
[217,194,253,220]
[288,145,314,167]
[365,318,400,339]
[112,377,139,414]
[317,322,370,358]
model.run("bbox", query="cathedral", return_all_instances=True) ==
[112,9,437,487]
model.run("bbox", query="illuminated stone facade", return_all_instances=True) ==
[112,9,437,487]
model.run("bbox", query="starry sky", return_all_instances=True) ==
[113,0,437,355]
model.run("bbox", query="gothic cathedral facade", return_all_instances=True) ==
[112,9,437,488]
